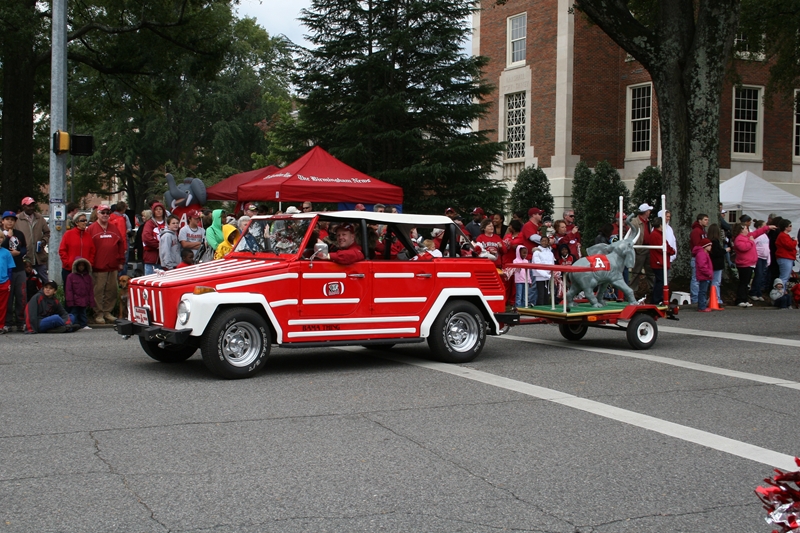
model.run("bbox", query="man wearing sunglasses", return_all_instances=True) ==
[87,205,126,324]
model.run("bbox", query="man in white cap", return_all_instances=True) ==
[16,197,49,280]
[627,203,654,297]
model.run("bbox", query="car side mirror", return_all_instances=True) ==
[309,242,328,263]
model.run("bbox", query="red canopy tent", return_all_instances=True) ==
[237,146,403,205]
[206,165,280,201]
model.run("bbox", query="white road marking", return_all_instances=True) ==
[498,334,800,391]
[658,325,800,347]
[375,353,797,471]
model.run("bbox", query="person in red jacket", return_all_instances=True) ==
[646,219,676,305]
[108,201,130,275]
[142,201,167,275]
[693,238,714,312]
[324,223,364,265]
[775,219,797,289]
[688,213,709,304]
[59,213,96,284]
[87,205,126,324]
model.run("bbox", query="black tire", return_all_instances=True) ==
[139,337,196,363]
[558,323,588,341]
[201,308,271,379]
[427,301,487,363]
[626,313,658,350]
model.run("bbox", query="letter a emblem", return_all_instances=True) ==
[594,257,606,269]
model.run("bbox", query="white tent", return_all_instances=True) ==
[720,170,800,223]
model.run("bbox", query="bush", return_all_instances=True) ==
[510,165,554,217]
[631,166,664,212]
[580,161,630,244]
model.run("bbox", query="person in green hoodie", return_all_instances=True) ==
[206,209,225,252]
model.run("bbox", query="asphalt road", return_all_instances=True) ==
[1,306,799,533]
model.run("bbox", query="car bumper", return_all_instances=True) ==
[115,319,193,344]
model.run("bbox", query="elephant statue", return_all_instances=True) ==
[164,173,207,211]
[564,229,639,308]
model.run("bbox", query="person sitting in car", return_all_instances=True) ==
[324,223,364,265]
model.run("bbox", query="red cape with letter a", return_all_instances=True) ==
[236,146,404,205]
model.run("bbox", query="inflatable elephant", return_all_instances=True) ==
[564,229,639,308]
[164,173,207,227]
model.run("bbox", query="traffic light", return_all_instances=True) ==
[70,135,94,156]
[53,130,70,154]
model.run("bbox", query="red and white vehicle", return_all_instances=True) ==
[116,211,515,378]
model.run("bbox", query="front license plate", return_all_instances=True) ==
[133,306,150,326]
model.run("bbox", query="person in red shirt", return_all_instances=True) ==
[775,218,797,288]
[521,207,543,254]
[688,212,709,303]
[476,218,505,267]
[59,213,96,285]
[325,223,364,265]
[87,205,126,324]
[646,218,676,305]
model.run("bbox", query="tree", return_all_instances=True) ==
[572,0,741,275]
[0,0,235,209]
[631,166,664,213]
[268,0,507,214]
[62,17,293,213]
[509,165,554,217]
[581,161,630,244]
[570,160,593,231]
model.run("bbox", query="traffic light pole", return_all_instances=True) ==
[48,0,68,283]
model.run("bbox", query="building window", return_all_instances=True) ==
[507,13,526,67]
[625,83,651,159]
[795,90,800,160]
[506,92,526,160]
[732,86,763,159]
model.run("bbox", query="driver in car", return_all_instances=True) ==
[325,223,364,265]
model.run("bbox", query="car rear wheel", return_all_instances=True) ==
[427,301,486,364]
[626,313,657,350]
[139,337,196,363]
[201,308,271,379]
[558,323,588,341]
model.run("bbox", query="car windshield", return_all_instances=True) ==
[234,217,312,257]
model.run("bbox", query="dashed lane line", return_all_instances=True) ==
[375,352,797,471]
[497,334,800,391]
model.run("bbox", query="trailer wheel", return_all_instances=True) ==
[139,337,196,363]
[427,301,486,363]
[626,314,657,350]
[558,323,588,341]
[201,308,270,379]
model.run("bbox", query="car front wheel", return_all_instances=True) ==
[201,308,271,379]
[427,301,486,364]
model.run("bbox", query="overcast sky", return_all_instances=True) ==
[235,0,313,47]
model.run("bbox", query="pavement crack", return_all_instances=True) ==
[360,413,578,531]
[89,430,171,532]
[581,501,755,530]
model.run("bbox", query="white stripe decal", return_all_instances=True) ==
[288,316,419,325]
[303,273,347,279]
[437,272,471,278]
[158,291,164,325]
[269,299,299,308]
[374,272,414,278]
[302,298,360,305]
[217,273,298,291]
[374,353,797,471]
[483,295,505,301]
[288,328,417,339]
[374,297,427,303]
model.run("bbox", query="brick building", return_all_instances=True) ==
[474,0,800,214]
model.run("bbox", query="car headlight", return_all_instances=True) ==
[177,300,191,325]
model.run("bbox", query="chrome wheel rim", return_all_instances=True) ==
[221,322,262,367]
[636,322,655,344]
[445,312,479,352]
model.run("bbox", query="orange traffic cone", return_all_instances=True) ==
[709,285,722,311]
